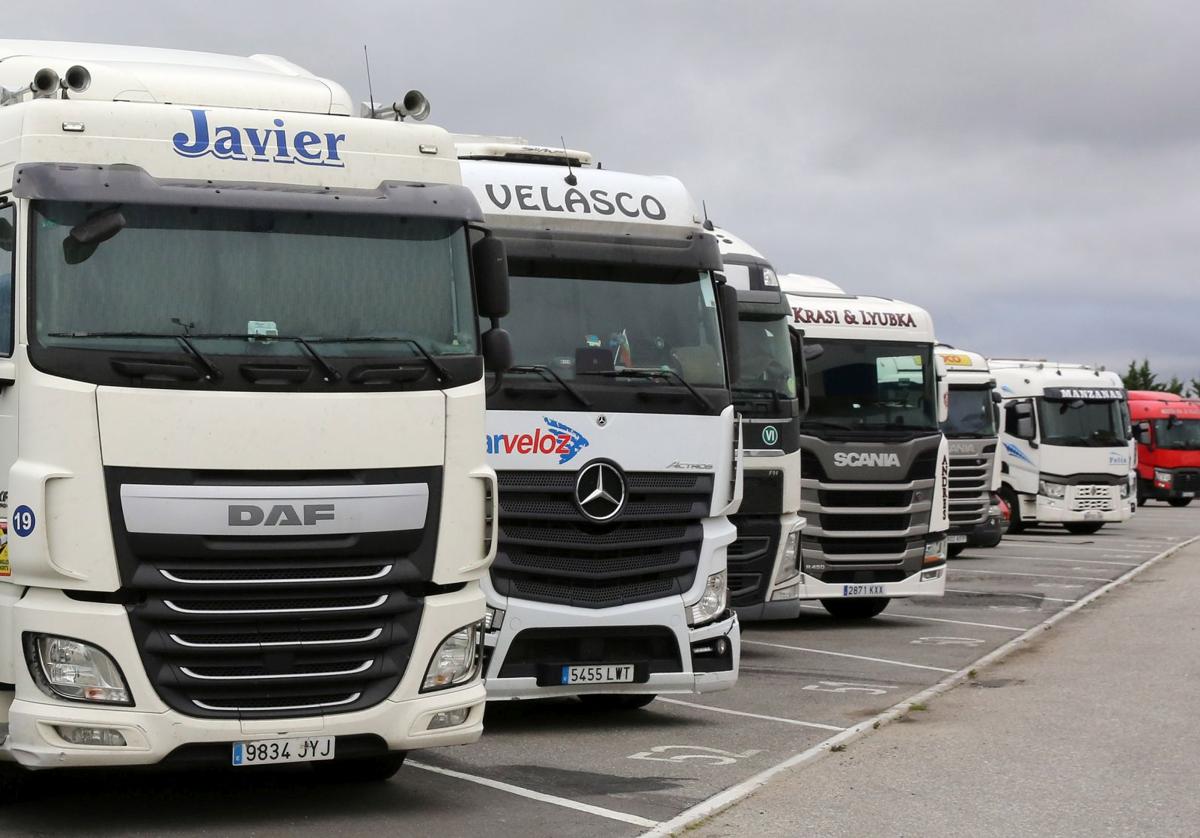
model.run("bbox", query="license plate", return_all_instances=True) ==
[948,534,968,544]
[561,664,635,685]
[1084,510,1102,521]
[842,584,886,597]
[232,736,335,766]
[1183,492,1195,498]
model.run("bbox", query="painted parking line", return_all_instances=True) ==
[797,603,1024,632]
[995,541,1157,555]
[973,554,1141,567]
[409,760,659,829]
[657,698,847,732]
[949,567,1112,583]
[742,639,956,673]
[944,587,1076,604]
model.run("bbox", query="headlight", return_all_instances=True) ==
[689,571,728,626]
[1039,480,1067,498]
[422,622,482,692]
[25,635,131,705]
[924,533,947,565]
[774,528,801,585]
[1119,482,1130,498]
[1155,469,1172,485]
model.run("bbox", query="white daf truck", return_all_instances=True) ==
[935,346,1004,556]
[780,274,949,619]
[457,137,741,707]
[0,41,511,792]
[712,228,805,620]
[991,360,1133,534]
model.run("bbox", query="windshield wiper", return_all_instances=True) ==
[579,368,713,411]
[49,331,222,381]
[306,336,451,383]
[507,365,592,408]
[175,332,344,383]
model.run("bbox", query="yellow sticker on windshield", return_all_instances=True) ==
[0,521,9,577]
[942,353,972,367]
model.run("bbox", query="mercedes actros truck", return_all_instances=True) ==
[992,360,1133,534]
[0,41,510,791]
[780,274,949,620]
[935,346,1004,556]
[457,137,742,707]
[1128,390,1200,507]
[711,227,805,620]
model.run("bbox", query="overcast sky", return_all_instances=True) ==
[15,1,1199,383]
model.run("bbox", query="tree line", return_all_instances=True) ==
[1121,359,1200,397]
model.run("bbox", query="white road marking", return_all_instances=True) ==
[950,567,1111,583]
[657,698,846,731]
[798,603,1024,632]
[742,639,956,673]
[944,586,1076,603]
[979,553,1140,567]
[408,760,659,828]
[995,541,1156,555]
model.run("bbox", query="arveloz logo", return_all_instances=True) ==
[574,460,626,522]
[762,425,779,446]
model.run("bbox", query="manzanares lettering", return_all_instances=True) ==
[483,183,668,221]
[172,109,347,167]
[487,417,589,465]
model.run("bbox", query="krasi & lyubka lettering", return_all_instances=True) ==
[792,307,917,328]
[487,417,589,465]
[172,109,346,168]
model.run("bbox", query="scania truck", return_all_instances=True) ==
[992,360,1133,533]
[711,227,805,620]
[457,137,741,707]
[1128,390,1200,507]
[0,41,510,791]
[935,346,1004,556]
[780,274,949,619]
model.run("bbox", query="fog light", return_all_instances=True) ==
[921,568,943,582]
[427,707,470,730]
[56,725,127,746]
[770,581,801,601]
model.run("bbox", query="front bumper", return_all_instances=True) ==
[949,514,1004,548]
[729,512,804,621]
[1,587,487,769]
[1034,494,1130,523]
[798,564,946,600]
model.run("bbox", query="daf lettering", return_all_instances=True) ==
[228,503,336,527]
[833,452,902,468]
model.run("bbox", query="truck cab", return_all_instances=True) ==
[992,361,1133,534]
[780,274,949,620]
[456,137,741,707]
[1128,390,1200,507]
[712,228,805,620]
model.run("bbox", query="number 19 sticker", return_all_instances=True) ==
[12,506,35,538]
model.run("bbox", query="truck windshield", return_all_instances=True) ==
[498,260,726,388]
[31,201,476,360]
[1038,398,1125,447]
[943,386,996,438]
[803,339,937,431]
[1154,418,1200,450]
[734,315,795,399]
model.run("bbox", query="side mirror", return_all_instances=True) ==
[717,283,740,389]
[1012,401,1036,442]
[789,329,810,416]
[934,354,949,424]
[991,390,1003,404]
[481,327,513,374]
[64,207,127,265]
[472,236,510,319]
[1133,420,1152,447]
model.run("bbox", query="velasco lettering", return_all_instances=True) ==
[481,182,671,220]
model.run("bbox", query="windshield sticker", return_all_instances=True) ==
[487,417,590,465]
[172,109,347,168]
[792,307,917,328]
[0,521,8,577]
[941,353,973,367]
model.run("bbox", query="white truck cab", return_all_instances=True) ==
[780,274,950,619]
[0,41,508,789]
[456,137,741,707]
[991,360,1133,534]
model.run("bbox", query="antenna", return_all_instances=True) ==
[363,44,377,119]
[701,200,714,231]
[561,136,578,186]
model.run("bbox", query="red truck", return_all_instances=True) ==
[1128,390,1200,507]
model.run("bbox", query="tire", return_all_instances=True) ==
[1000,486,1025,534]
[578,693,657,711]
[1064,522,1104,535]
[1168,498,1193,508]
[311,752,407,783]
[947,543,966,558]
[820,597,890,619]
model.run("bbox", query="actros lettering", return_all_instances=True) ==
[173,109,347,168]
[483,183,667,220]
[833,452,902,468]
[228,503,336,527]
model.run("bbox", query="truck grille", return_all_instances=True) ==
[1070,483,1118,512]
[492,470,711,609]
[106,466,438,720]
[948,446,995,527]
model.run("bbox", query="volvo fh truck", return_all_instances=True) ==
[0,41,510,791]
[992,361,1133,533]
[935,346,1004,556]
[711,227,805,620]
[779,274,949,620]
[1127,391,1200,506]
[457,137,742,708]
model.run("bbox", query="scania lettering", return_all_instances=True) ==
[458,136,742,706]
[935,346,1004,556]
[991,361,1133,534]
[713,228,805,620]
[1126,391,1200,507]
[0,41,511,792]
[779,274,950,620]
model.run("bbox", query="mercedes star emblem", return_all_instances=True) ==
[574,460,626,522]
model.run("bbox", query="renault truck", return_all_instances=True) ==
[992,360,1133,533]
[935,346,1004,556]
[711,228,805,619]
[1127,390,1200,507]
[0,41,510,792]
[780,274,949,620]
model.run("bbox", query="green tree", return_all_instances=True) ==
[1122,358,1158,391]
[1190,377,1200,399]
[1165,375,1185,395]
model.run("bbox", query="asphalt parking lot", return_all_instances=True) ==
[2,505,1197,837]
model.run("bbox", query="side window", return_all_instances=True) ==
[0,201,12,356]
